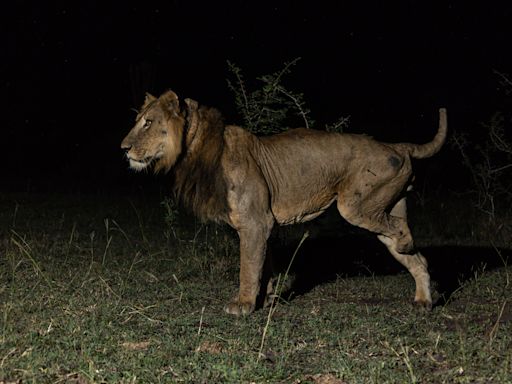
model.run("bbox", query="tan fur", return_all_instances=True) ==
[122,90,184,174]
[121,90,447,315]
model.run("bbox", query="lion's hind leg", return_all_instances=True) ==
[377,197,432,310]
[336,180,431,308]
[337,189,415,254]
[378,235,432,310]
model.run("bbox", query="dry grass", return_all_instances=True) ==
[0,192,511,383]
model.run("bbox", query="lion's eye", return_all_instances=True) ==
[143,119,152,129]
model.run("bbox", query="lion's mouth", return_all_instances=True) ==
[126,151,164,171]
[128,158,150,171]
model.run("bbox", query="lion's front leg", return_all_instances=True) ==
[225,224,273,316]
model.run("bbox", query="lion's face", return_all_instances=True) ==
[121,90,185,173]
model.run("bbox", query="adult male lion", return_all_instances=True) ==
[121,90,447,315]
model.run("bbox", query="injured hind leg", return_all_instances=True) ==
[337,199,415,254]
[377,196,432,309]
[379,235,432,309]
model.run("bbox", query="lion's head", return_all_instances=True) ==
[121,89,229,222]
[121,90,185,173]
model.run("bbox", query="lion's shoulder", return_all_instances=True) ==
[224,125,259,149]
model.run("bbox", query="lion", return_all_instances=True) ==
[121,90,447,315]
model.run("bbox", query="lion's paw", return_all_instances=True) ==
[224,300,255,316]
[413,299,432,312]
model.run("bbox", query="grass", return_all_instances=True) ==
[0,192,511,383]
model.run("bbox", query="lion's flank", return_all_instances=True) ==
[172,105,229,223]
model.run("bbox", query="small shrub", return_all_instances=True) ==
[227,58,350,135]
[325,115,351,134]
[226,58,314,135]
[451,88,512,220]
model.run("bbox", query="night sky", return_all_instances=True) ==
[4,1,512,193]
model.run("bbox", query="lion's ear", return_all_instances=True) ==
[141,93,156,109]
[184,98,198,113]
[159,90,180,111]
[145,92,156,102]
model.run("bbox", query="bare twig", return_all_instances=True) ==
[198,306,205,335]
[488,300,508,347]
[258,230,309,361]
[277,86,310,129]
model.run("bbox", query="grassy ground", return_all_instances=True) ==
[0,192,511,383]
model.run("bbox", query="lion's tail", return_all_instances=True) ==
[403,108,447,159]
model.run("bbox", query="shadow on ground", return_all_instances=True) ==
[269,231,511,307]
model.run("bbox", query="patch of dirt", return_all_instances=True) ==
[195,340,223,354]
[121,340,151,351]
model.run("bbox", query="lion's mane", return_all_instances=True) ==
[172,105,229,223]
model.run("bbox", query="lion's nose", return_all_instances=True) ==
[121,139,132,150]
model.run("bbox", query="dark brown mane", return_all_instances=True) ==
[172,105,229,223]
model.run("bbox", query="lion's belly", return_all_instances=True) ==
[271,194,337,225]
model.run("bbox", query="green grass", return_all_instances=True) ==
[1,193,511,383]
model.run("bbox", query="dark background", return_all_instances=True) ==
[3,1,512,194]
